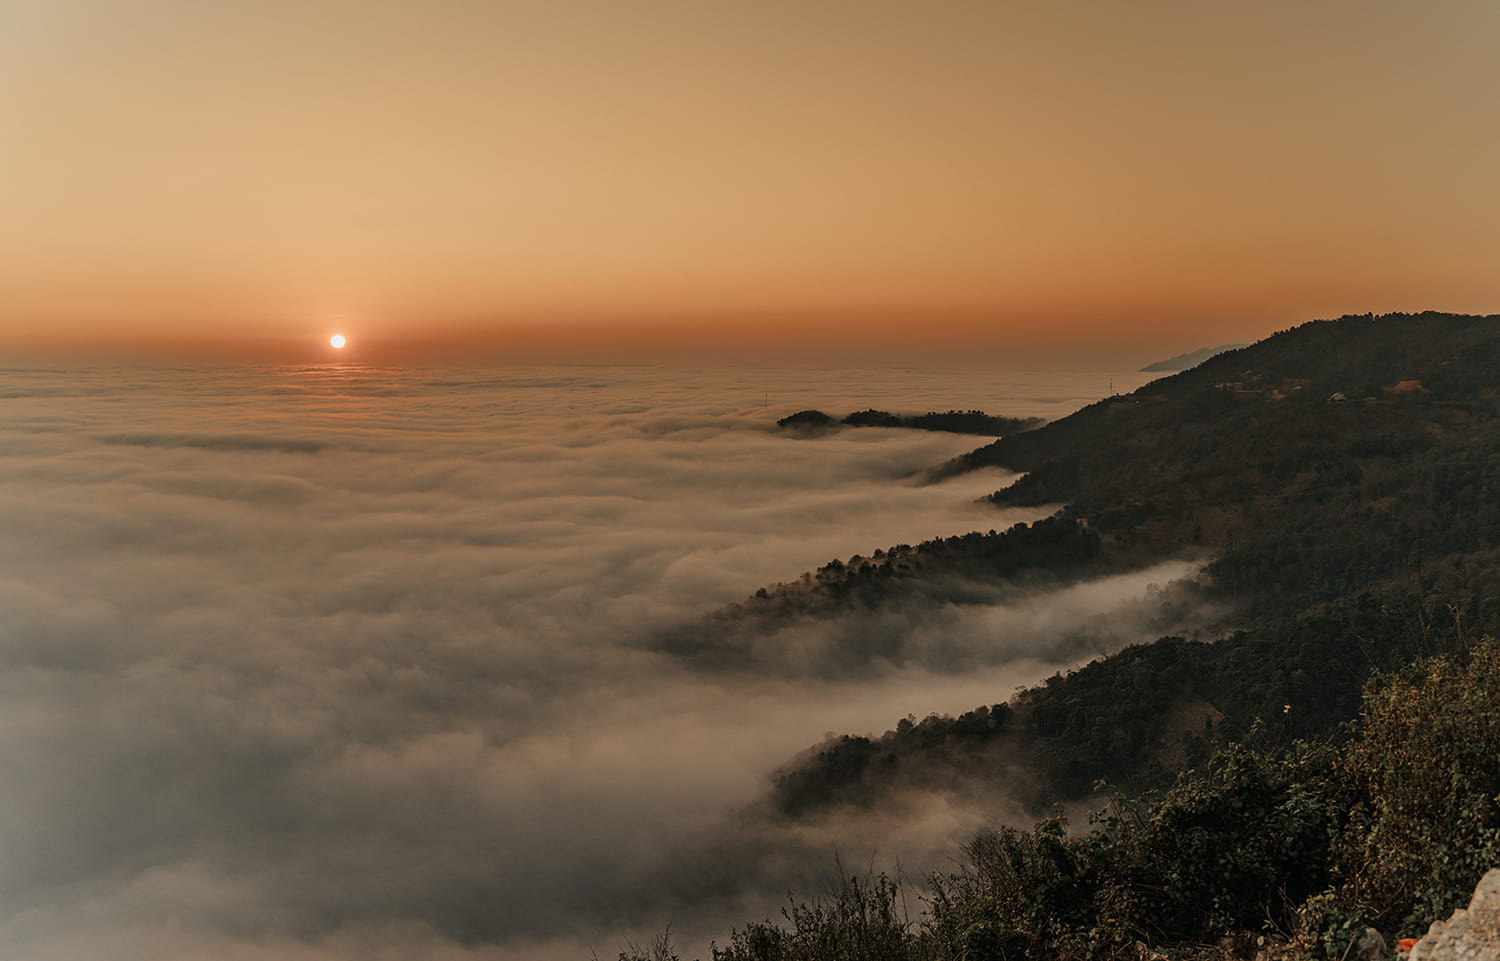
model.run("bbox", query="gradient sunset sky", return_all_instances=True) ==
[3,1,1497,364]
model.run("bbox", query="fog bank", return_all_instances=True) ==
[0,364,1175,959]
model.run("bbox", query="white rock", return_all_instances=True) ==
[1407,869,1500,961]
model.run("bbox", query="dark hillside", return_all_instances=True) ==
[947,313,1500,611]
[766,312,1500,813]
[778,408,1043,436]
[948,311,1500,486]
[651,517,1105,676]
[621,313,1500,960]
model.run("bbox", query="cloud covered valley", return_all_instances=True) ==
[0,363,1195,959]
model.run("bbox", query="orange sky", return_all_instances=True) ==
[3,1,1498,364]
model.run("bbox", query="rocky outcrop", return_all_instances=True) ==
[1407,868,1500,960]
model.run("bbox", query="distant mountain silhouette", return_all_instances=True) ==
[640,313,1500,961]
[774,409,837,429]
[777,408,1042,436]
[1140,343,1247,371]
[636,312,1500,960]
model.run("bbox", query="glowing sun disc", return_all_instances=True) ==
[329,335,346,349]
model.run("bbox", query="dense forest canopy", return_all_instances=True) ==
[777,408,1044,436]
[626,312,1500,961]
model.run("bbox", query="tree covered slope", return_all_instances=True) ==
[770,312,1500,811]
[621,313,1500,960]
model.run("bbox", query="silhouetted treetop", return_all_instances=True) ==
[778,407,1042,435]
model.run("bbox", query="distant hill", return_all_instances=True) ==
[639,312,1500,960]
[777,408,1043,436]
[723,311,1500,812]
[783,311,1500,804]
[774,409,837,429]
[1139,342,1247,371]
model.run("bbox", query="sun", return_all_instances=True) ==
[329,334,346,349]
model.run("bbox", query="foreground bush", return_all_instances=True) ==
[621,639,1500,961]
[1324,638,1500,937]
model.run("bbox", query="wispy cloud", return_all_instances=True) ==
[0,364,1177,959]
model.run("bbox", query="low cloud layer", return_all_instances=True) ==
[0,363,1175,959]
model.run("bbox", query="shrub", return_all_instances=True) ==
[1332,638,1500,934]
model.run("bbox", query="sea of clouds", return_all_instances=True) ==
[0,362,1184,959]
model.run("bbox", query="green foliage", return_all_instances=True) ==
[1331,638,1500,934]
[904,411,1042,435]
[774,586,1465,819]
[925,819,1099,960]
[769,703,1011,818]
[780,408,1043,435]
[954,316,1500,598]
[918,742,1351,957]
[656,518,1101,674]
[779,313,1500,813]
[1292,891,1379,961]
[1102,739,1347,942]
[675,642,1500,961]
[711,871,920,961]
[640,314,1500,960]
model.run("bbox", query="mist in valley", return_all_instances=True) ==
[0,364,1199,960]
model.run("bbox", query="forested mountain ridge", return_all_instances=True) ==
[777,407,1044,435]
[954,312,1500,612]
[947,310,1500,507]
[622,313,1500,961]
[653,517,1108,675]
[771,313,1500,815]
